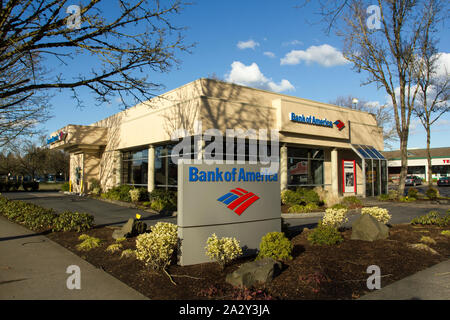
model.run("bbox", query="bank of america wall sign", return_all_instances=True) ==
[289,112,345,130]
[217,188,260,216]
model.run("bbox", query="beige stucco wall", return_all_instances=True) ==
[50,78,384,193]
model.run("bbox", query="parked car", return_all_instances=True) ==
[437,176,449,186]
[405,175,422,186]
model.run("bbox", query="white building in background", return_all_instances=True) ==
[382,147,450,182]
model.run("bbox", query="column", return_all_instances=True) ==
[280,143,288,191]
[148,145,155,193]
[331,148,339,196]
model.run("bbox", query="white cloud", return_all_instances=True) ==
[282,40,303,46]
[263,51,276,58]
[237,39,260,50]
[225,61,295,93]
[280,44,349,67]
[434,52,450,78]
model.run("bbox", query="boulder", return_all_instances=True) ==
[112,218,147,239]
[225,258,281,288]
[351,214,389,241]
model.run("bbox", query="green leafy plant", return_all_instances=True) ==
[440,230,450,237]
[322,207,349,228]
[425,187,439,200]
[205,233,243,270]
[407,187,419,199]
[88,179,101,192]
[106,243,123,253]
[61,182,70,192]
[287,203,319,213]
[341,196,362,208]
[76,235,102,251]
[361,207,392,224]
[399,196,416,202]
[307,222,343,246]
[419,236,436,245]
[120,249,136,259]
[330,203,348,210]
[52,211,94,232]
[135,222,178,271]
[411,211,450,227]
[256,231,293,261]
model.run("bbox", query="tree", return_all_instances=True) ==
[0,0,191,144]
[412,29,449,186]
[330,95,398,149]
[304,0,448,196]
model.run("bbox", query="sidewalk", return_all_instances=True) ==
[359,259,450,300]
[0,216,148,300]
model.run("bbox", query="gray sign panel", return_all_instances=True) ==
[177,162,281,266]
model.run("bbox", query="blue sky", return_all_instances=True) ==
[41,0,450,151]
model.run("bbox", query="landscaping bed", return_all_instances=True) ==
[46,223,450,300]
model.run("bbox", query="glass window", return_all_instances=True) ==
[122,148,148,186]
[287,147,324,187]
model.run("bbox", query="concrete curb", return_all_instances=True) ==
[281,208,362,219]
[281,212,325,219]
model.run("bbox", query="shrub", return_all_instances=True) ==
[76,235,102,251]
[388,190,399,200]
[106,243,123,253]
[341,196,362,207]
[361,207,391,224]
[399,196,416,202]
[281,188,321,206]
[91,187,101,196]
[150,199,169,212]
[281,189,301,205]
[121,249,136,259]
[322,208,349,228]
[411,211,450,227]
[52,211,94,232]
[287,203,319,213]
[330,203,348,210]
[256,232,293,261]
[425,187,439,200]
[135,222,178,270]
[377,193,390,201]
[103,185,133,202]
[407,187,419,199]
[129,188,140,202]
[149,189,176,210]
[88,179,101,192]
[205,233,243,269]
[307,222,343,246]
[441,230,450,237]
[296,187,321,205]
[419,236,436,245]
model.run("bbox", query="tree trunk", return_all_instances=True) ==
[426,127,432,187]
[398,134,408,197]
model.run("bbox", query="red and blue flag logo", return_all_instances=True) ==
[334,120,345,130]
[217,188,260,216]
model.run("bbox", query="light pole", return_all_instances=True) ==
[352,98,359,109]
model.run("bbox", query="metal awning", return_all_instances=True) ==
[351,144,386,160]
